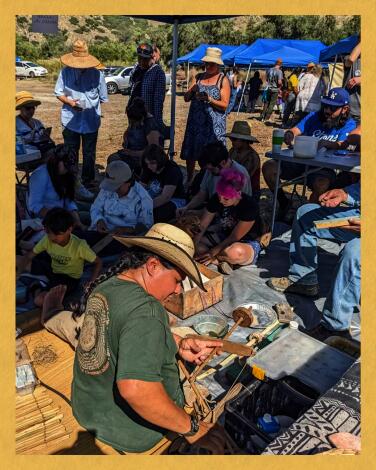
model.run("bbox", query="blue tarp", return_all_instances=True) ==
[177,44,237,64]
[234,38,326,65]
[222,44,248,65]
[319,35,359,62]
[252,46,317,68]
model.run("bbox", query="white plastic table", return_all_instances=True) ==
[265,148,360,234]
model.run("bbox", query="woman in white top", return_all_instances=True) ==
[295,64,326,116]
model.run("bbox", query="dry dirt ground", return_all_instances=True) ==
[16,78,278,183]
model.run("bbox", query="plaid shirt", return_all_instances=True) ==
[129,64,166,131]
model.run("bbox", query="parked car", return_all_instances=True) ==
[15,61,48,79]
[105,66,172,95]
[105,67,134,95]
[103,66,123,77]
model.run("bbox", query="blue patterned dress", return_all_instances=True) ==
[181,73,227,161]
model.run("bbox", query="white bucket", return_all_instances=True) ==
[293,136,319,159]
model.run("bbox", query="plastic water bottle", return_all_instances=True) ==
[16,136,25,155]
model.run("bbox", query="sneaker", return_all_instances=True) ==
[76,183,95,201]
[303,323,352,343]
[267,277,319,297]
[218,261,233,275]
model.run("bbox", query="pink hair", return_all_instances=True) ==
[216,168,245,199]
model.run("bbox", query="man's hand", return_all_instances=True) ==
[347,77,361,89]
[178,337,222,365]
[341,218,361,233]
[96,220,109,233]
[185,422,227,454]
[284,130,294,146]
[195,251,215,265]
[176,206,187,218]
[319,189,348,208]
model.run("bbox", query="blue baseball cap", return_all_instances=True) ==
[321,87,350,107]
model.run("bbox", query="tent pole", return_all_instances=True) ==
[187,62,190,91]
[169,18,179,160]
[237,63,251,115]
[329,54,338,90]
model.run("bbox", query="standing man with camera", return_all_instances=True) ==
[128,43,167,136]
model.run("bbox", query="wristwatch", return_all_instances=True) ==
[180,414,200,437]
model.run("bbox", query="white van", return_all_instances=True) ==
[16,61,48,79]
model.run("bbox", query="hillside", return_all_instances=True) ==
[16,15,359,65]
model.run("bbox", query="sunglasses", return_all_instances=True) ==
[323,104,341,113]
[23,105,36,110]
[205,62,217,67]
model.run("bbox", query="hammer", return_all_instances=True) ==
[189,306,254,381]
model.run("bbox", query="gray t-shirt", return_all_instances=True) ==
[267,67,283,91]
[200,160,252,198]
[344,57,361,121]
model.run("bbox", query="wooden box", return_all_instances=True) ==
[164,264,224,320]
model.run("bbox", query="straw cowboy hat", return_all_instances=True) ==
[225,121,259,143]
[114,223,206,290]
[201,47,224,66]
[16,91,41,110]
[60,39,100,69]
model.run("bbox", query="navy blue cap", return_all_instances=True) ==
[321,87,350,107]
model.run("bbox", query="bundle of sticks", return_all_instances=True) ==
[16,386,71,454]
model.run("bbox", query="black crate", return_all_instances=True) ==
[224,377,319,454]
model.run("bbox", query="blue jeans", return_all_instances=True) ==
[321,238,360,331]
[288,203,360,330]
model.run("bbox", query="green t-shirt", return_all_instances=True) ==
[33,234,96,279]
[71,277,184,453]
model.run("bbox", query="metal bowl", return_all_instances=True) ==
[236,302,277,329]
[191,313,229,338]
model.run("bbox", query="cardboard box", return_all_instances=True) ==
[164,264,223,319]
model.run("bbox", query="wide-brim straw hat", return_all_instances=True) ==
[16,91,41,110]
[307,62,315,69]
[201,47,224,66]
[60,39,100,69]
[225,121,259,143]
[114,223,206,291]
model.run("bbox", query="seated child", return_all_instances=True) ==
[225,121,261,199]
[17,207,102,308]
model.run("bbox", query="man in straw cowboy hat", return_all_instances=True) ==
[40,223,222,453]
[225,120,261,199]
[55,39,108,190]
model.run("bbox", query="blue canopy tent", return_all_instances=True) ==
[251,46,317,68]
[222,44,248,66]
[319,35,360,89]
[234,38,326,65]
[234,39,326,114]
[319,35,359,62]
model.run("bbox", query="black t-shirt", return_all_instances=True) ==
[130,66,147,100]
[142,160,185,199]
[206,192,260,239]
